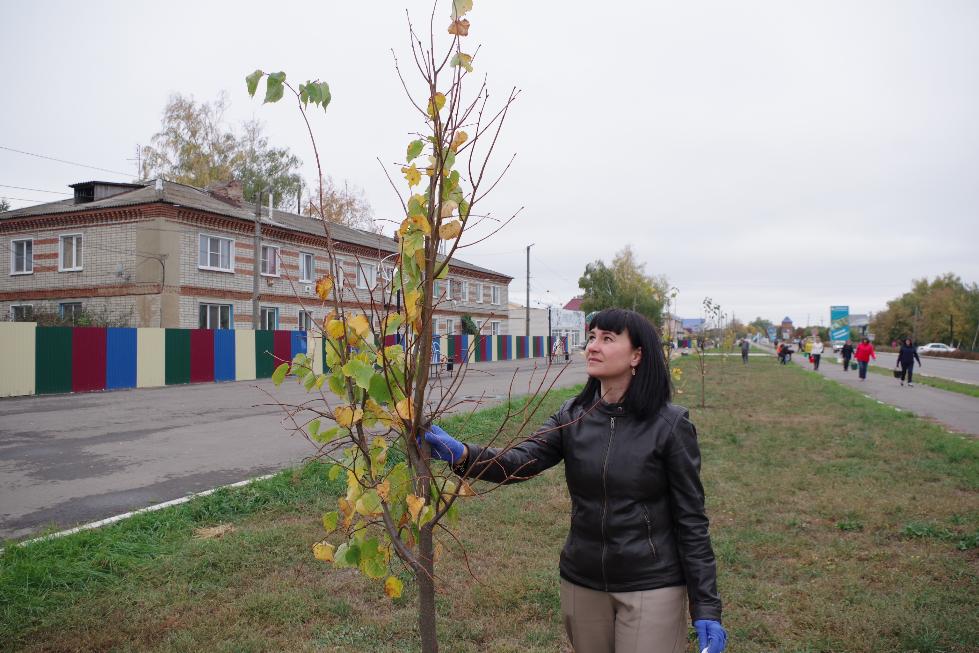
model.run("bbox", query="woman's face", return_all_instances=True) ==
[905,338,912,346]
[585,327,641,382]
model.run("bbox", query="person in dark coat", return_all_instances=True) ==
[423,309,727,653]
[840,340,854,372]
[740,338,750,364]
[897,337,922,386]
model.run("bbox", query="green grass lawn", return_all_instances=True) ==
[1,357,976,652]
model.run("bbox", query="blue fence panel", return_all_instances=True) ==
[105,328,137,390]
[291,331,308,360]
[214,330,236,382]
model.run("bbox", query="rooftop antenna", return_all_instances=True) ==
[127,144,142,180]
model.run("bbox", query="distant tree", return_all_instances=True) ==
[748,316,774,333]
[871,273,978,347]
[578,245,667,324]
[141,93,302,208]
[301,174,375,231]
[0,198,10,212]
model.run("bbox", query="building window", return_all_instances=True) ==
[260,307,279,330]
[298,311,313,331]
[357,262,376,289]
[445,318,456,335]
[300,252,314,283]
[10,239,32,275]
[11,304,33,321]
[199,303,232,329]
[59,234,83,272]
[198,234,233,272]
[261,245,279,276]
[474,282,483,303]
[460,280,468,303]
[60,302,82,323]
[491,285,501,305]
[491,320,501,336]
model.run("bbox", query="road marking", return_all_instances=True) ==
[4,473,277,552]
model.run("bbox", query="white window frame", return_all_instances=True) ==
[10,304,33,321]
[60,302,82,322]
[198,233,234,273]
[491,285,501,305]
[299,252,315,283]
[199,303,232,329]
[260,245,280,277]
[445,318,456,335]
[10,238,33,275]
[460,280,468,303]
[474,282,483,304]
[357,262,377,289]
[260,306,279,330]
[298,310,313,332]
[491,320,501,336]
[58,233,84,272]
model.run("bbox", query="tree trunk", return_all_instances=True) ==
[417,526,438,653]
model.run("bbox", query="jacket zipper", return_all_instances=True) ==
[600,416,616,591]
[640,504,657,558]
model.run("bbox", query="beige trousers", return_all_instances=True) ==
[560,579,688,653]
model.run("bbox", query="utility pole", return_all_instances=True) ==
[252,190,263,330]
[526,243,533,338]
[949,314,954,346]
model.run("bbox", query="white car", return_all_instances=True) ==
[917,343,956,353]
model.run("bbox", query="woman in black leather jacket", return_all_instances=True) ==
[424,309,726,653]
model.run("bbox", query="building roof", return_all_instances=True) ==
[564,297,583,311]
[1,179,510,279]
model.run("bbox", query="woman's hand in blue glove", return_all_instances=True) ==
[421,425,467,465]
[693,620,727,653]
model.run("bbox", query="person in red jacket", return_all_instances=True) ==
[854,337,876,381]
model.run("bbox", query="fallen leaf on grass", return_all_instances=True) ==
[193,523,236,539]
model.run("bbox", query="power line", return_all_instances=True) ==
[0,184,71,195]
[0,195,68,204]
[0,145,133,178]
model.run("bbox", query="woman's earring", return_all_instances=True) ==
[631,367,636,376]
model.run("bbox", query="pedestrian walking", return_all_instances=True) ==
[840,340,854,372]
[740,338,750,364]
[896,337,922,386]
[777,342,788,365]
[423,308,727,653]
[811,339,824,370]
[854,338,876,380]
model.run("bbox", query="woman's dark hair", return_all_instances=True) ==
[572,308,672,420]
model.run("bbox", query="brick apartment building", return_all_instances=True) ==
[0,179,512,333]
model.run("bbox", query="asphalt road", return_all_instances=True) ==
[0,357,587,541]
[869,351,979,385]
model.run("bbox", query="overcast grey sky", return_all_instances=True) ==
[2,1,977,326]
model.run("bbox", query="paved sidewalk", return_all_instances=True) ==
[794,353,979,437]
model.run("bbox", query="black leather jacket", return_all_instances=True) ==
[459,398,722,622]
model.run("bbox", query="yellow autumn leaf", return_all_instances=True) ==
[313,541,335,562]
[376,479,391,501]
[448,18,470,36]
[348,314,372,338]
[314,274,333,300]
[403,289,422,323]
[427,93,446,117]
[457,479,476,496]
[401,164,421,187]
[338,497,355,527]
[409,213,432,235]
[395,397,414,423]
[326,319,346,340]
[440,200,458,218]
[439,220,462,240]
[335,405,363,428]
[406,494,425,522]
[384,575,404,599]
[450,130,469,152]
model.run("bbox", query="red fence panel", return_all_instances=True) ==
[190,329,215,383]
[71,327,107,393]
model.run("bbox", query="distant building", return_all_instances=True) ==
[780,316,794,341]
[1,179,512,330]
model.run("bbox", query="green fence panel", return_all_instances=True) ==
[255,330,276,378]
[165,329,191,385]
[35,327,73,394]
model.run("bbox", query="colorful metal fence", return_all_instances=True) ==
[1,324,560,398]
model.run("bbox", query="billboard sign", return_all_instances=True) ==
[766,326,777,341]
[830,305,850,344]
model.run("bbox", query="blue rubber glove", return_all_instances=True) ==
[694,620,727,653]
[421,425,466,465]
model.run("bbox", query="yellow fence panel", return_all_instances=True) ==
[0,322,36,397]
[136,328,165,388]
[235,329,256,381]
